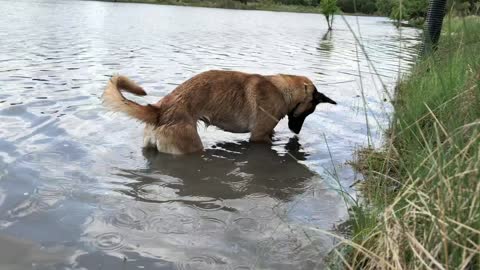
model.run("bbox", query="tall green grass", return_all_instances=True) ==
[334,16,480,269]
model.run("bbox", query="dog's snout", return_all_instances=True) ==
[314,91,337,105]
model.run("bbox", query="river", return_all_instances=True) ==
[0,0,420,269]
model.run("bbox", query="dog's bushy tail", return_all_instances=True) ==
[102,76,159,125]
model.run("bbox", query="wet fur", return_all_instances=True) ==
[102,70,336,155]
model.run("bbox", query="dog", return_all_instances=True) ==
[103,70,336,154]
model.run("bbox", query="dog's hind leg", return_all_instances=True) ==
[143,124,158,148]
[174,123,204,154]
[154,123,203,154]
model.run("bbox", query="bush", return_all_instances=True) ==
[337,0,377,14]
[404,0,428,18]
[274,0,310,5]
[390,0,407,20]
[376,0,393,15]
[321,0,338,29]
[448,0,480,15]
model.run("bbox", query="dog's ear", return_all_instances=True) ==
[304,83,315,97]
[313,91,337,105]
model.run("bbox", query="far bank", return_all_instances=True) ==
[93,0,324,14]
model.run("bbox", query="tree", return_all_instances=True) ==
[376,0,394,15]
[321,0,338,30]
[337,0,377,13]
[390,0,408,26]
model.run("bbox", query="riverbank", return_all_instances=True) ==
[96,0,324,14]
[334,16,480,269]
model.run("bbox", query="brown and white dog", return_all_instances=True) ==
[103,70,336,154]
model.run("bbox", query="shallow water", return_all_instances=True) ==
[0,0,420,269]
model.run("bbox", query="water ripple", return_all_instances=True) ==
[188,200,225,212]
[104,206,149,230]
[198,216,227,234]
[148,214,197,234]
[175,255,225,270]
[248,206,275,219]
[259,237,304,261]
[93,232,125,251]
[59,214,95,230]
[232,217,263,233]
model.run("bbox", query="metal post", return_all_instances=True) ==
[420,0,447,56]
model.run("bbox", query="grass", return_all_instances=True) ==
[331,16,480,269]
[98,0,324,14]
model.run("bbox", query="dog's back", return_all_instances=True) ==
[155,70,285,133]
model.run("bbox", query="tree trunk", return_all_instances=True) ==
[325,15,332,30]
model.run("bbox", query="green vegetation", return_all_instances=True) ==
[332,16,480,269]
[102,0,324,14]
[321,0,338,29]
[101,0,479,27]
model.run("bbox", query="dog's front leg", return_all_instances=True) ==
[250,121,277,144]
[249,133,272,143]
[250,109,279,143]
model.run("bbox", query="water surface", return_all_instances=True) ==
[0,0,420,269]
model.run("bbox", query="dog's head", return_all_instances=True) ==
[283,76,337,134]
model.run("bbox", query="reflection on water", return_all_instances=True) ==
[78,141,337,269]
[0,0,420,269]
[318,31,334,56]
[122,139,312,204]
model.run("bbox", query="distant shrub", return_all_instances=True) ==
[321,0,338,29]
[376,0,393,15]
[274,0,310,5]
[337,0,377,14]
